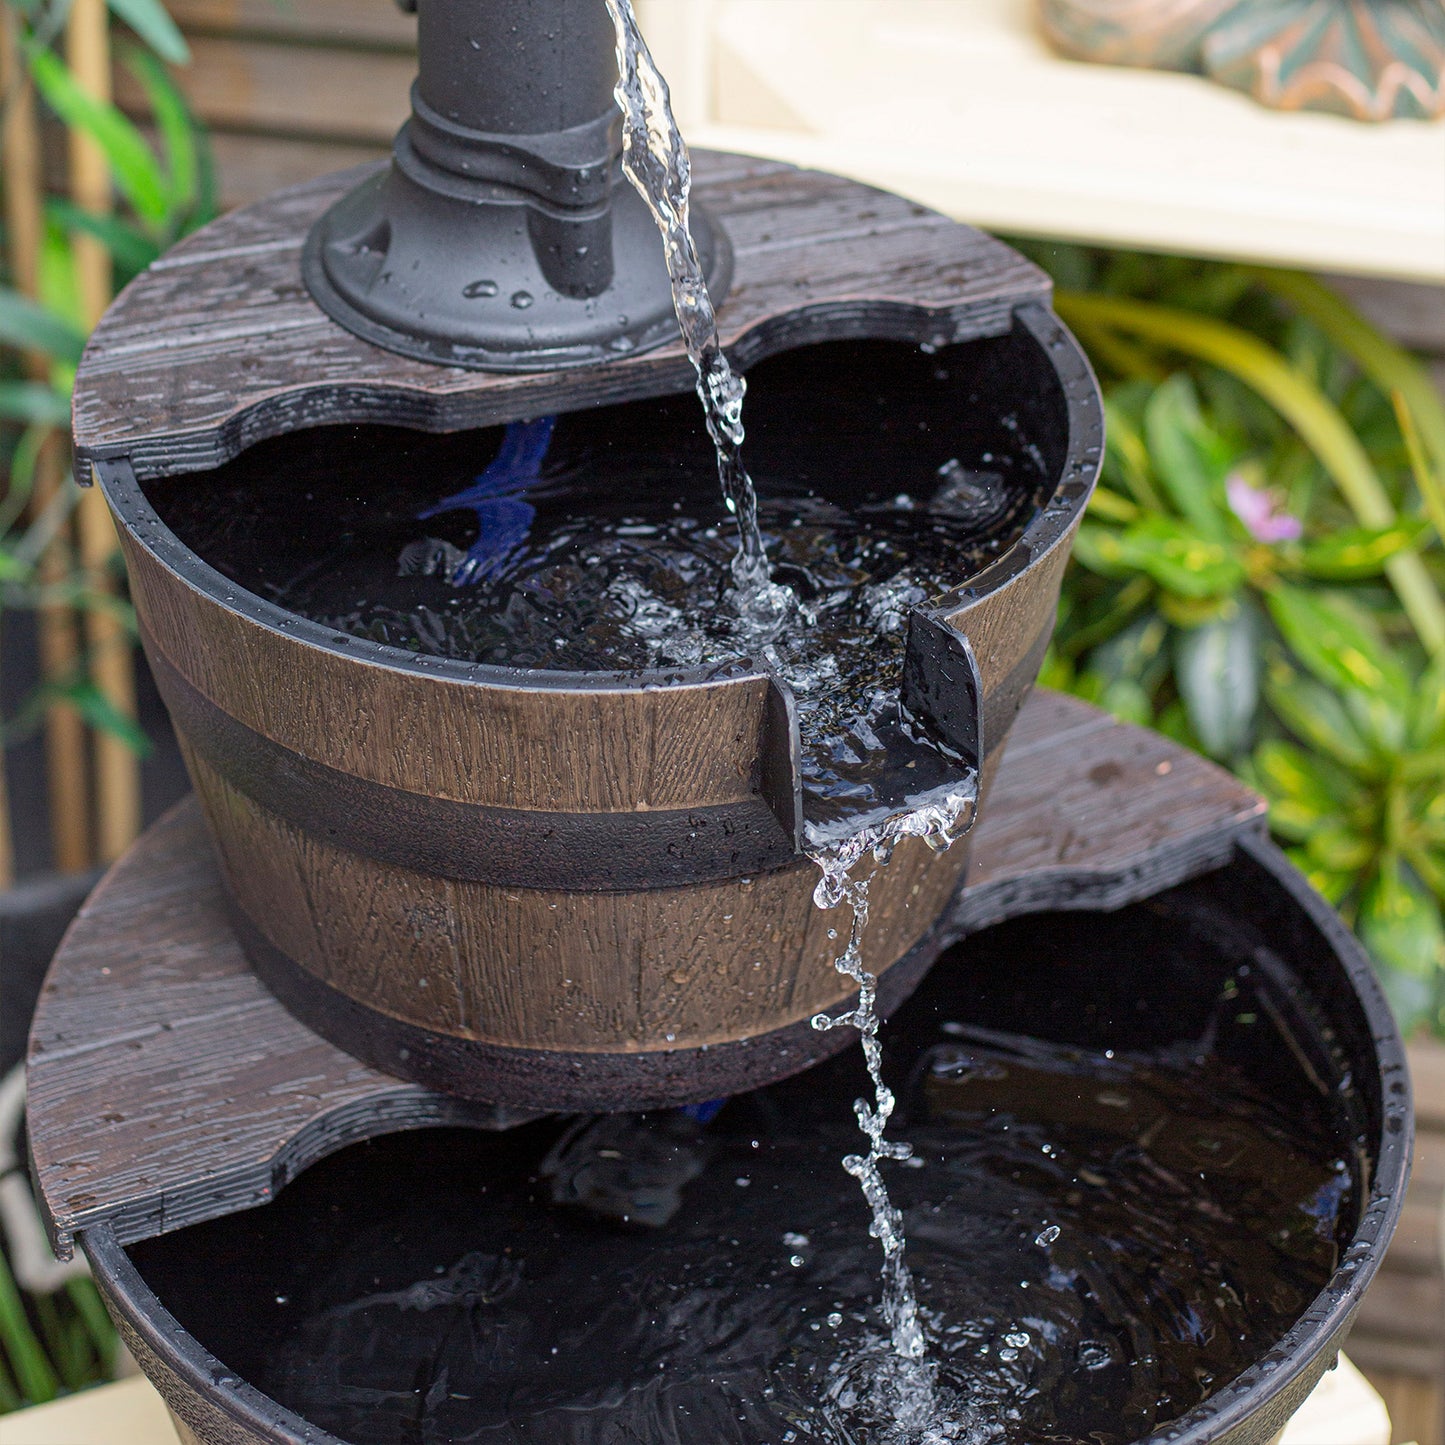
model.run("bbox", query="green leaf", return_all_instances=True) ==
[1359,859,1445,984]
[0,287,87,364]
[1251,738,1353,840]
[1257,270,1445,516]
[1088,613,1170,690]
[1084,674,1152,727]
[122,45,198,219]
[0,549,37,583]
[46,197,162,276]
[48,679,153,755]
[1054,289,1445,655]
[1411,651,1445,751]
[1112,515,1246,599]
[1263,658,1372,769]
[1070,523,1133,579]
[1305,824,1374,874]
[0,380,70,426]
[0,1246,59,1405]
[1297,519,1429,580]
[26,47,170,224]
[107,0,189,63]
[1266,583,1411,707]
[1174,601,1260,758]
[1143,374,1232,540]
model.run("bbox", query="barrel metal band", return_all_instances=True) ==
[146,639,801,891]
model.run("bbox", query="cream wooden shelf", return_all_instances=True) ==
[638,0,1445,284]
[0,1353,1393,1444]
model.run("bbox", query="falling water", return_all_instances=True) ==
[806,786,977,1437]
[604,0,983,1415]
[604,0,794,641]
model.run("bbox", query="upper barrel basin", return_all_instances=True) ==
[98,298,1101,1112]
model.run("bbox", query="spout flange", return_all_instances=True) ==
[301,153,733,372]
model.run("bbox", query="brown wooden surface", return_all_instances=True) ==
[71,153,1050,482]
[27,689,1265,1257]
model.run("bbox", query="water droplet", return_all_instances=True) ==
[1036,1224,1060,1246]
[463,278,498,298]
[510,290,534,309]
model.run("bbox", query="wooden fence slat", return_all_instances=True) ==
[162,0,417,49]
[114,35,413,144]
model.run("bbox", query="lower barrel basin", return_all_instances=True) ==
[86,838,1407,1445]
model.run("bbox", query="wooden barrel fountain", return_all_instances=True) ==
[71,0,1102,1110]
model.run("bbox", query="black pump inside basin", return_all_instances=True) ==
[105,842,1406,1445]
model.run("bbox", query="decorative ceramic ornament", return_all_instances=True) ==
[1038,0,1445,120]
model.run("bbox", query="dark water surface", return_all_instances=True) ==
[131,890,1363,1445]
[146,338,1049,831]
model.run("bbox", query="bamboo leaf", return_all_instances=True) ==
[1255,270,1445,500]
[47,678,152,755]
[26,47,170,224]
[122,45,197,218]
[0,380,70,427]
[107,0,189,63]
[46,197,161,275]
[0,1244,59,1405]
[0,288,86,364]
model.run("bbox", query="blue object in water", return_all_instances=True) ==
[678,1098,727,1125]
[417,415,556,584]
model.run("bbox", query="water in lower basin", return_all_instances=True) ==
[130,899,1361,1445]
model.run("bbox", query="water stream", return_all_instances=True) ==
[604,0,794,642]
[603,0,979,1409]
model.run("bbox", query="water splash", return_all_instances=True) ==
[604,0,794,642]
[808,781,978,1375]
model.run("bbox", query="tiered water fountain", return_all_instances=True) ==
[28,3,1408,1443]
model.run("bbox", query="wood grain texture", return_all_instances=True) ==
[71,155,1050,482]
[28,690,1266,1257]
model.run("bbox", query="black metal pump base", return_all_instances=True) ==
[302,0,731,371]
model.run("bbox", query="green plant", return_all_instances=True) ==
[1021,241,1445,1035]
[1,0,209,1411]
[2,0,213,757]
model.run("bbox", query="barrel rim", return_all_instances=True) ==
[96,304,1101,699]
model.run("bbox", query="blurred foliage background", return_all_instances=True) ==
[1014,241,1445,1039]
[1,0,211,1412]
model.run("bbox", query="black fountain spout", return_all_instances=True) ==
[303,0,730,370]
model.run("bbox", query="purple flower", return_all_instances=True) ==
[1227,472,1302,543]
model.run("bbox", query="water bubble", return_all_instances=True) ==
[1035,1224,1060,1246]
